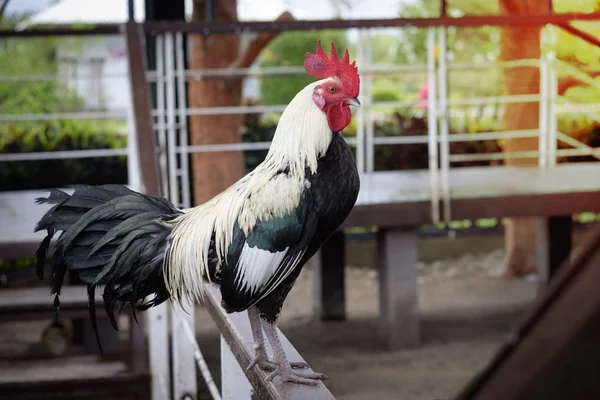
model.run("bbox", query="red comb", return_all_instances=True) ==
[304,41,360,97]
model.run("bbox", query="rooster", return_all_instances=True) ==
[34,41,360,385]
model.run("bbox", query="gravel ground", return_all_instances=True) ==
[0,248,538,400]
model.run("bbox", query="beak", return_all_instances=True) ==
[346,97,361,107]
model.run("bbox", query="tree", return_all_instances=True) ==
[446,0,600,277]
[187,0,292,204]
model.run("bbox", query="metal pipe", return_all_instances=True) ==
[548,51,558,167]
[437,27,451,223]
[427,27,440,224]
[355,29,365,174]
[538,37,549,168]
[128,0,135,21]
[155,35,169,198]
[165,33,179,204]
[365,30,375,173]
[0,148,128,162]
[175,32,192,209]
[0,111,128,122]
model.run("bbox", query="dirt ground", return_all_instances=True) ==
[0,248,538,400]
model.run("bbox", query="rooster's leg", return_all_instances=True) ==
[246,306,274,371]
[262,320,328,385]
[246,307,308,372]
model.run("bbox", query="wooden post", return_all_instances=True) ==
[536,215,573,288]
[377,228,420,350]
[312,231,346,321]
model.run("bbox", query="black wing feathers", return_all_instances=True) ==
[34,184,181,352]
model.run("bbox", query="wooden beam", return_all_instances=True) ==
[455,224,600,399]
[4,12,600,37]
[536,216,573,287]
[312,231,346,321]
[377,228,420,350]
[124,22,161,196]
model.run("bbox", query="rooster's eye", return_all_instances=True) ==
[328,86,336,93]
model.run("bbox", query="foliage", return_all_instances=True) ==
[259,30,350,105]
[0,120,129,191]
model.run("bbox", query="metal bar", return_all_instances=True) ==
[172,295,198,400]
[181,321,221,400]
[373,136,430,145]
[175,32,192,209]
[147,303,170,400]
[221,336,252,400]
[145,60,540,83]
[165,33,179,204]
[448,147,600,163]
[128,0,135,21]
[355,30,366,174]
[155,35,169,198]
[548,51,558,167]
[427,27,440,224]
[124,21,161,196]
[448,129,539,142]
[556,131,600,161]
[365,31,375,173]
[0,111,128,122]
[437,27,451,223]
[202,286,335,400]
[558,22,600,48]
[539,44,549,168]
[0,148,128,162]
[126,97,143,191]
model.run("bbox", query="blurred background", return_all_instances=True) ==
[1,1,600,399]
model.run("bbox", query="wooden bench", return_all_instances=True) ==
[313,163,600,350]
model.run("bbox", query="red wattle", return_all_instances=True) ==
[326,102,352,132]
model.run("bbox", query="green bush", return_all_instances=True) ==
[0,120,129,191]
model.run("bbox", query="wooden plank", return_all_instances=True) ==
[377,228,420,350]
[312,231,346,321]
[202,286,335,400]
[123,21,161,197]
[221,335,252,400]
[455,223,600,400]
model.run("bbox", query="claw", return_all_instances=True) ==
[264,363,328,386]
[246,344,275,372]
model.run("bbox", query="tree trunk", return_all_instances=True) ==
[188,0,292,205]
[498,0,549,277]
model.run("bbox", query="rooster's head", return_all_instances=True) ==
[304,41,360,132]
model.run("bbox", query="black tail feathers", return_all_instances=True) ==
[34,184,182,352]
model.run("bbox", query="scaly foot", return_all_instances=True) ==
[265,364,329,386]
[246,344,308,372]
